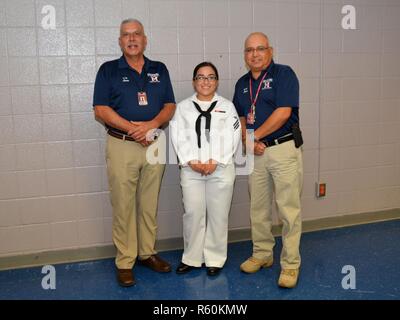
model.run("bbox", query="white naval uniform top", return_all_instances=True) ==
[170,93,241,166]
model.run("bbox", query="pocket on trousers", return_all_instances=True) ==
[269,140,297,163]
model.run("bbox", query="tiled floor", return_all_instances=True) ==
[0,220,399,300]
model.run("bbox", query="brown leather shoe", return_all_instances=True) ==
[116,268,135,287]
[139,254,171,273]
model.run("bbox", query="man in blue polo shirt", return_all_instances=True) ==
[93,18,176,287]
[233,32,303,288]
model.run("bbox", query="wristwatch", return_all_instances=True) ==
[151,129,161,141]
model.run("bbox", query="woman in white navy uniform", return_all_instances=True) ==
[170,62,241,276]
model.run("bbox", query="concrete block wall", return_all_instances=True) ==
[0,0,399,257]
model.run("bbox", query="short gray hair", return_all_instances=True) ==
[120,18,144,31]
[245,32,270,47]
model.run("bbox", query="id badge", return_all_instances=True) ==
[138,92,148,106]
[247,112,255,125]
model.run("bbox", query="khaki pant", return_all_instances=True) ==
[106,135,165,269]
[249,140,303,269]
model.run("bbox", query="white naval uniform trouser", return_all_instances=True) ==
[180,163,236,268]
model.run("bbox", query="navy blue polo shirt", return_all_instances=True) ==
[93,55,175,131]
[233,60,299,141]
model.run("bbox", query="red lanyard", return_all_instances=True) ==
[249,71,268,114]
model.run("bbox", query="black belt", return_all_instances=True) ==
[261,134,294,147]
[107,130,136,142]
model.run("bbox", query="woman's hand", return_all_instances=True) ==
[188,160,218,176]
[188,160,205,174]
[202,159,218,176]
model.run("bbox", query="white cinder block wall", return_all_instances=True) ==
[0,0,399,257]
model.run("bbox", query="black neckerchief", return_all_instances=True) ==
[192,100,218,148]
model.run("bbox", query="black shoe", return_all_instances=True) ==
[176,262,195,274]
[207,267,221,276]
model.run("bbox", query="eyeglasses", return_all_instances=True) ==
[194,75,218,82]
[244,46,271,54]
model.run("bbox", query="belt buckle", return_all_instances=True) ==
[274,138,279,145]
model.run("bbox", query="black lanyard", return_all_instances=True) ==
[129,64,148,93]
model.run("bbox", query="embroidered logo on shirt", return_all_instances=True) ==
[147,73,160,83]
[262,78,273,90]
[243,88,248,94]
[122,76,129,82]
